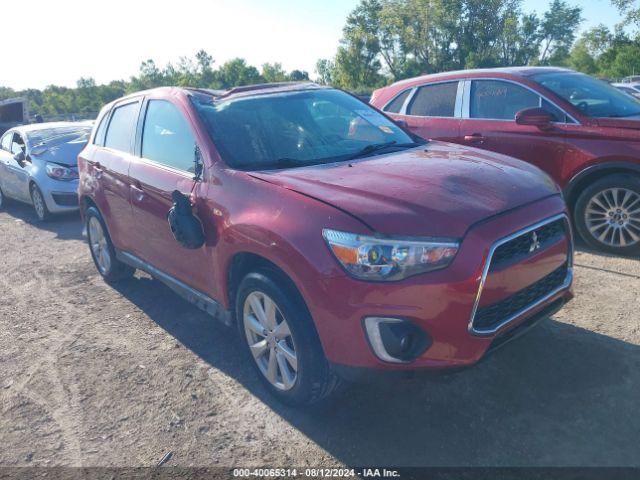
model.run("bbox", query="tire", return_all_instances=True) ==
[0,186,5,209]
[574,174,640,256]
[30,183,51,222]
[236,270,341,406]
[85,206,135,282]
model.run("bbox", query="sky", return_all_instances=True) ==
[1,0,627,91]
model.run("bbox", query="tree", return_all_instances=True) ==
[612,0,640,28]
[538,0,583,64]
[214,58,262,88]
[332,0,386,90]
[315,59,335,85]
[261,63,289,83]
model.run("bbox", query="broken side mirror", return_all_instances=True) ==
[193,145,204,181]
[13,151,25,163]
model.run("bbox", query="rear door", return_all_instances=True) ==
[459,79,570,180]
[128,97,214,294]
[389,81,462,142]
[89,99,141,252]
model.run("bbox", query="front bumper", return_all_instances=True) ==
[306,195,573,372]
[41,179,79,213]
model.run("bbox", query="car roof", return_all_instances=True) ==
[108,82,330,107]
[388,66,575,88]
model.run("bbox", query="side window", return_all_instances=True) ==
[470,80,540,120]
[406,82,458,117]
[10,134,25,155]
[541,99,566,122]
[1,133,12,151]
[104,102,139,153]
[384,89,412,114]
[141,100,196,173]
[93,111,110,146]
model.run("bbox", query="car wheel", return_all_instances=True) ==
[85,206,135,282]
[574,174,640,256]
[0,186,5,209]
[236,270,341,406]
[30,184,51,222]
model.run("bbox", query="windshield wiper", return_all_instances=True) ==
[348,141,423,160]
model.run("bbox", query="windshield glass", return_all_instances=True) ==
[531,71,640,118]
[192,88,418,170]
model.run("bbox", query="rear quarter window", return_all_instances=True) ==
[93,112,110,146]
[384,89,411,113]
[104,102,140,153]
[407,83,458,117]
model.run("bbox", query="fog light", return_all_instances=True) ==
[363,317,431,363]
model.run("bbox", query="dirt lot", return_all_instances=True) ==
[1,200,639,469]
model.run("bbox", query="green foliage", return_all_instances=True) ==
[568,25,640,79]
[0,51,311,120]
[318,0,584,91]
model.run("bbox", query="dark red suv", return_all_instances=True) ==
[78,83,573,405]
[371,67,640,256]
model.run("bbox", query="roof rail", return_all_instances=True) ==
[217,81,317,98]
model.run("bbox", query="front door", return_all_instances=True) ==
[458,79,568,181]
[0,131,14,196]
[128,98,214,295]
[1,133,31,201]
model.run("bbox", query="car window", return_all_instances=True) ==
[141,100,196,173]
[10,134,25,155]
[541,99,567,122]
[104,102,139,153]
[407,83,457,117]
[94,112,109,146]
[532,71,640,118]
[470,80,541,120]
[384,89,412,113]
[1,133,12,151]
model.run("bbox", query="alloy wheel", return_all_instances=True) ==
[585,187,640,248]
[243,291,298,391]
[32,187,46,220]
[88,216,112,274]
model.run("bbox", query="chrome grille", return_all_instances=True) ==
[490,218,565,271]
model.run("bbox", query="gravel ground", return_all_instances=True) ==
[1,200,639,469]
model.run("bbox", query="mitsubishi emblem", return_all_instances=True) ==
[529,231,541,253]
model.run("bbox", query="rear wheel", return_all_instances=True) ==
[574,174,640,256]
[30,184,51,222]
[236,270,340,406]
[85,206,134,282]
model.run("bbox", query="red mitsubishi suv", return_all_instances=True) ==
[371,67,640,256]
[78,83,573,405]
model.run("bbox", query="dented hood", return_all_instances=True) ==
[249,142,560,238]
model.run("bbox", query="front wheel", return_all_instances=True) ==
[30,184,51,222]
[85,206,134,282]
[574,174,640,256]
[236,270,340,406]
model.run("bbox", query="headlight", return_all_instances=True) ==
[46,163,78,181]
[322,229,459,281]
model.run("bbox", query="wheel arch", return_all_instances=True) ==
[226,252,307,318]
[564,162,640,209]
